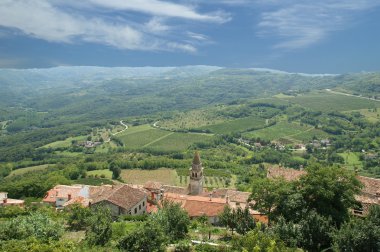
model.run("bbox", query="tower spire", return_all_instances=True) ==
[193,151,201,165]
[188,151,204,195]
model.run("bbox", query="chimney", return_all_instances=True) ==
[3,198,7,204]
[68,194,72,201]
[209,193,212,201]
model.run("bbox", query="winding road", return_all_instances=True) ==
[105,120,128,143]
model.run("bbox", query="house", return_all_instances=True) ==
[267,166,306,181]
[355,176,380,215]
[164,192,227,224]
[43,185,88,209]
[0,192,24,207]
[91,184,147,217]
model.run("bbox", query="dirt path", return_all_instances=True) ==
[142,132,174,148]
[105,120,128,143]
[325,89,380,102]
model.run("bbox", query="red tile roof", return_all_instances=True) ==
[357,176,380,197]
[267,166,306,181]
[164,192,227,217]
[144,181,162,190]
[92,185,146,210]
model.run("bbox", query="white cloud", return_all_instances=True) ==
[0,0,228,53]
[256,0,380,49]
[145,17,170,34]
[81,0,230,23]
[187,32,209,41]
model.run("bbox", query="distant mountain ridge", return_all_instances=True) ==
[0,66,379,108]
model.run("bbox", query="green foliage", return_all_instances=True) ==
[249,177,292,225]
[0,211,64,242]
[333,205,380,252]
[219,206,256,235]
[85,206,112,246]
[149,200,190,242]
[118,222,167,252]
[299,165,362,226]
[0,169,71,198]
[0,205,27,218]
[232,225,296,252]
[0,237,77,252]
[66,203,92,231]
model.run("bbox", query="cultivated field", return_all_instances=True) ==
[121,168,178,185]
[8,164,53,177]
[118,125,214,151]
[345,108,380,122]
[120,168,235,188]
[283,91,380,112]
[87,169,113,179]
[42,136,87,148]
[243,121,317,143]
[198,116,268,134]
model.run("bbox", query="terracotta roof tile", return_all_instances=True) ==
[92,185,146,210]
[357,176,380,197]
[267,166,306,181]
[144,181,162,190]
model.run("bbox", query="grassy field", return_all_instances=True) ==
[8,164,53,177]
[345,108,380,122]
[159,108,224,130]
[243,121,314,143]
[120,168,236,188]
[87,169,113,179]
[42,135,87,148]
[338,152,362,170]
[198,116,268,134]
[119,128,170,149]
[118,125,214,151]
[147,132,214,152]
[121,168,178,185]
[117,124,152,136]
[290,128,330,142]
[283,91,380,112]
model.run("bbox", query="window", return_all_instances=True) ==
[139,204,141,210]
[143,201,145,206]
[134,208,137,214]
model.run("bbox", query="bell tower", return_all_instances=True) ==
[189,151,204,195]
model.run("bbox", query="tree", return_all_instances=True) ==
[85,206,112,246]
[219,205,237,234]
[298,165,362,226]
[232,224,295,252]
[235,207,256,235]
[249,177,291,225]
[66,203,92,231]
[0,212,63,242]
[118,222,167,252]
[149,200,190,242]
[333,205,380,252]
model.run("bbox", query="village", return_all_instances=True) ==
[2,152,379,225]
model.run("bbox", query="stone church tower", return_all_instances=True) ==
[189,151,204,195]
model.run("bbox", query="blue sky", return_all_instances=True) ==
[0,0,380,73]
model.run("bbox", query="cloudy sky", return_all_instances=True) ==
[0,0,379,73]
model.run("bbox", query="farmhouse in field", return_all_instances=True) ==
[0,192,24,207]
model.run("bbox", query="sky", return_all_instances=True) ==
[0,0,380,73]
